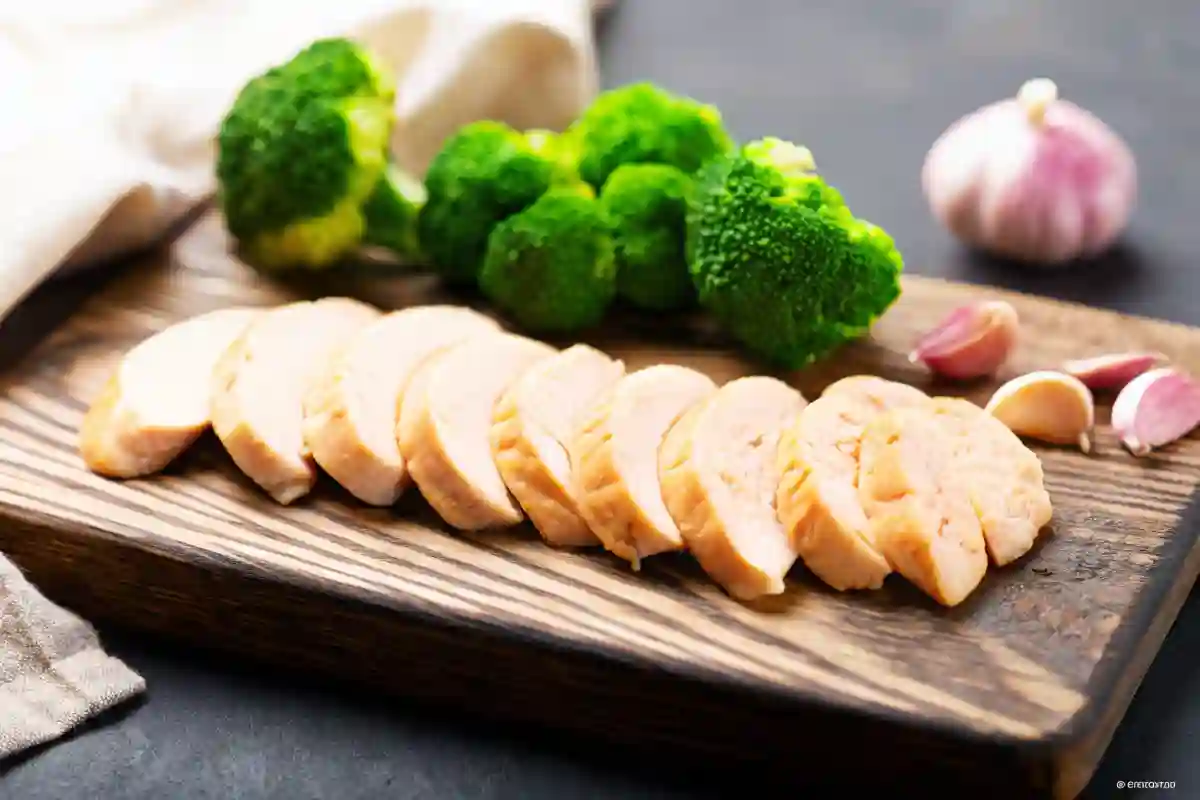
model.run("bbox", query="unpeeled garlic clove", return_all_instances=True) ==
[1061,351,1164,390]
[909,300,1018,380]
[1111,368,1200,456]
[921,77,1137,266]
[985,370,1095,452]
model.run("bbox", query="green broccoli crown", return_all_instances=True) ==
[570,82,734,190]
[479,187,617,333]
[282,38,397,102]
[599,163,695,312]
[687,138,903,369]
[361,165,426,262]
[215,38,395,270]
[418,122,578,285]
[730,136,846,209]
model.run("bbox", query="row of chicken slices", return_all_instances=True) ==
[79,298,1053,607]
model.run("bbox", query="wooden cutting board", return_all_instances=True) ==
[2,212,1198,798]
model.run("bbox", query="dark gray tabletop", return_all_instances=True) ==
[3,1,1199,798]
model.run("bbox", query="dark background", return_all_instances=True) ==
[3,1,1198,797]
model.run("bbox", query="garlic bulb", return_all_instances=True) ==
[922,78,1137,266]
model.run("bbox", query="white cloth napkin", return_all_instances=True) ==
[0,0,604,758]
[0,0,604,315]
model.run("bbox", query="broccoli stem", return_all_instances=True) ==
[361,166,426,263]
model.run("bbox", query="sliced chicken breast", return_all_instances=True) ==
[80,307,261,477]
[821,374,932,410]
[926,397,1054,566]
[659,376,807,600]
[211,297,381,505]
[302,306,500,506]
[490,345,626,546]
[857,405,989,607]
[570,364,717,568]
[775,375,930,591]
[397,333,558,530]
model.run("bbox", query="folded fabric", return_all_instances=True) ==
[0,557,146,759]
[0,0,604,760]
[0,0,603,317]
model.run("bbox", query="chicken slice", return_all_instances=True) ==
[659,376,808,600]
[80,307,261,477]
[490,345,626,546]
[210,297,381,505]
[302,306,500,506]
[775,375,930,591]
[821,374,933,410]
[926,397,1054,566]
[570,364,717,568]
[397,332,558,530]
[858,405,989,607]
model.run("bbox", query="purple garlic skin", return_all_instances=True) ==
[922,78,1137,266]
[1061,351,1163,390]
[909,300,1018,380]
[1111,368,1200,456]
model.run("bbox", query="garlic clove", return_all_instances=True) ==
[909,300,1018,380]
[921,77,1137,267]
[1111,368,1200,456]
[1061,351,1165,390]
[985,370,1095,452]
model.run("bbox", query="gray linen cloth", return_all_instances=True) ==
[0,557,144,759]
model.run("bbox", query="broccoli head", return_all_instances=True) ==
[687,137,903,369]
[361,165,426,262]
[599,163,695,312]
[569,82,734,190]
[479,186,617,333]
[216,38,396,271]
[418,123,578,285]
[279,37,396,101]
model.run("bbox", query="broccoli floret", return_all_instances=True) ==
[216,38,396,271]
[281,37,396,101]
[418,123,577,285]
[569,82,734,190]
[599,163,695,312]
[687,137,903,369]
[361,165,426,262]
[479,186,617,333]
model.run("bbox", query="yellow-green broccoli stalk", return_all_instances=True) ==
[599,163,695,312]
[418,123,577,285]
[479,185,617,333]
[216,38,396,271]
[569,82,734,190]
[360,165,426,263]
[687,137,904,369]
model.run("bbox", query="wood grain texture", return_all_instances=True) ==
[2,212,1199,799]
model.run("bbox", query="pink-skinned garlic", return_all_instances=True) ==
[909,300,1018,380]
[922,78,1137,266]
[1061,351,1164,390]
[1111,368,1200,456]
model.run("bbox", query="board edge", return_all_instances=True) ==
[0,506,1066,797]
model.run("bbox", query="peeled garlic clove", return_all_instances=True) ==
[909,300,1018,380]
[1061,351,1164,390]
[985,370,1095,452]
[1111,368,1200,456]
[922,77,1137,266]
